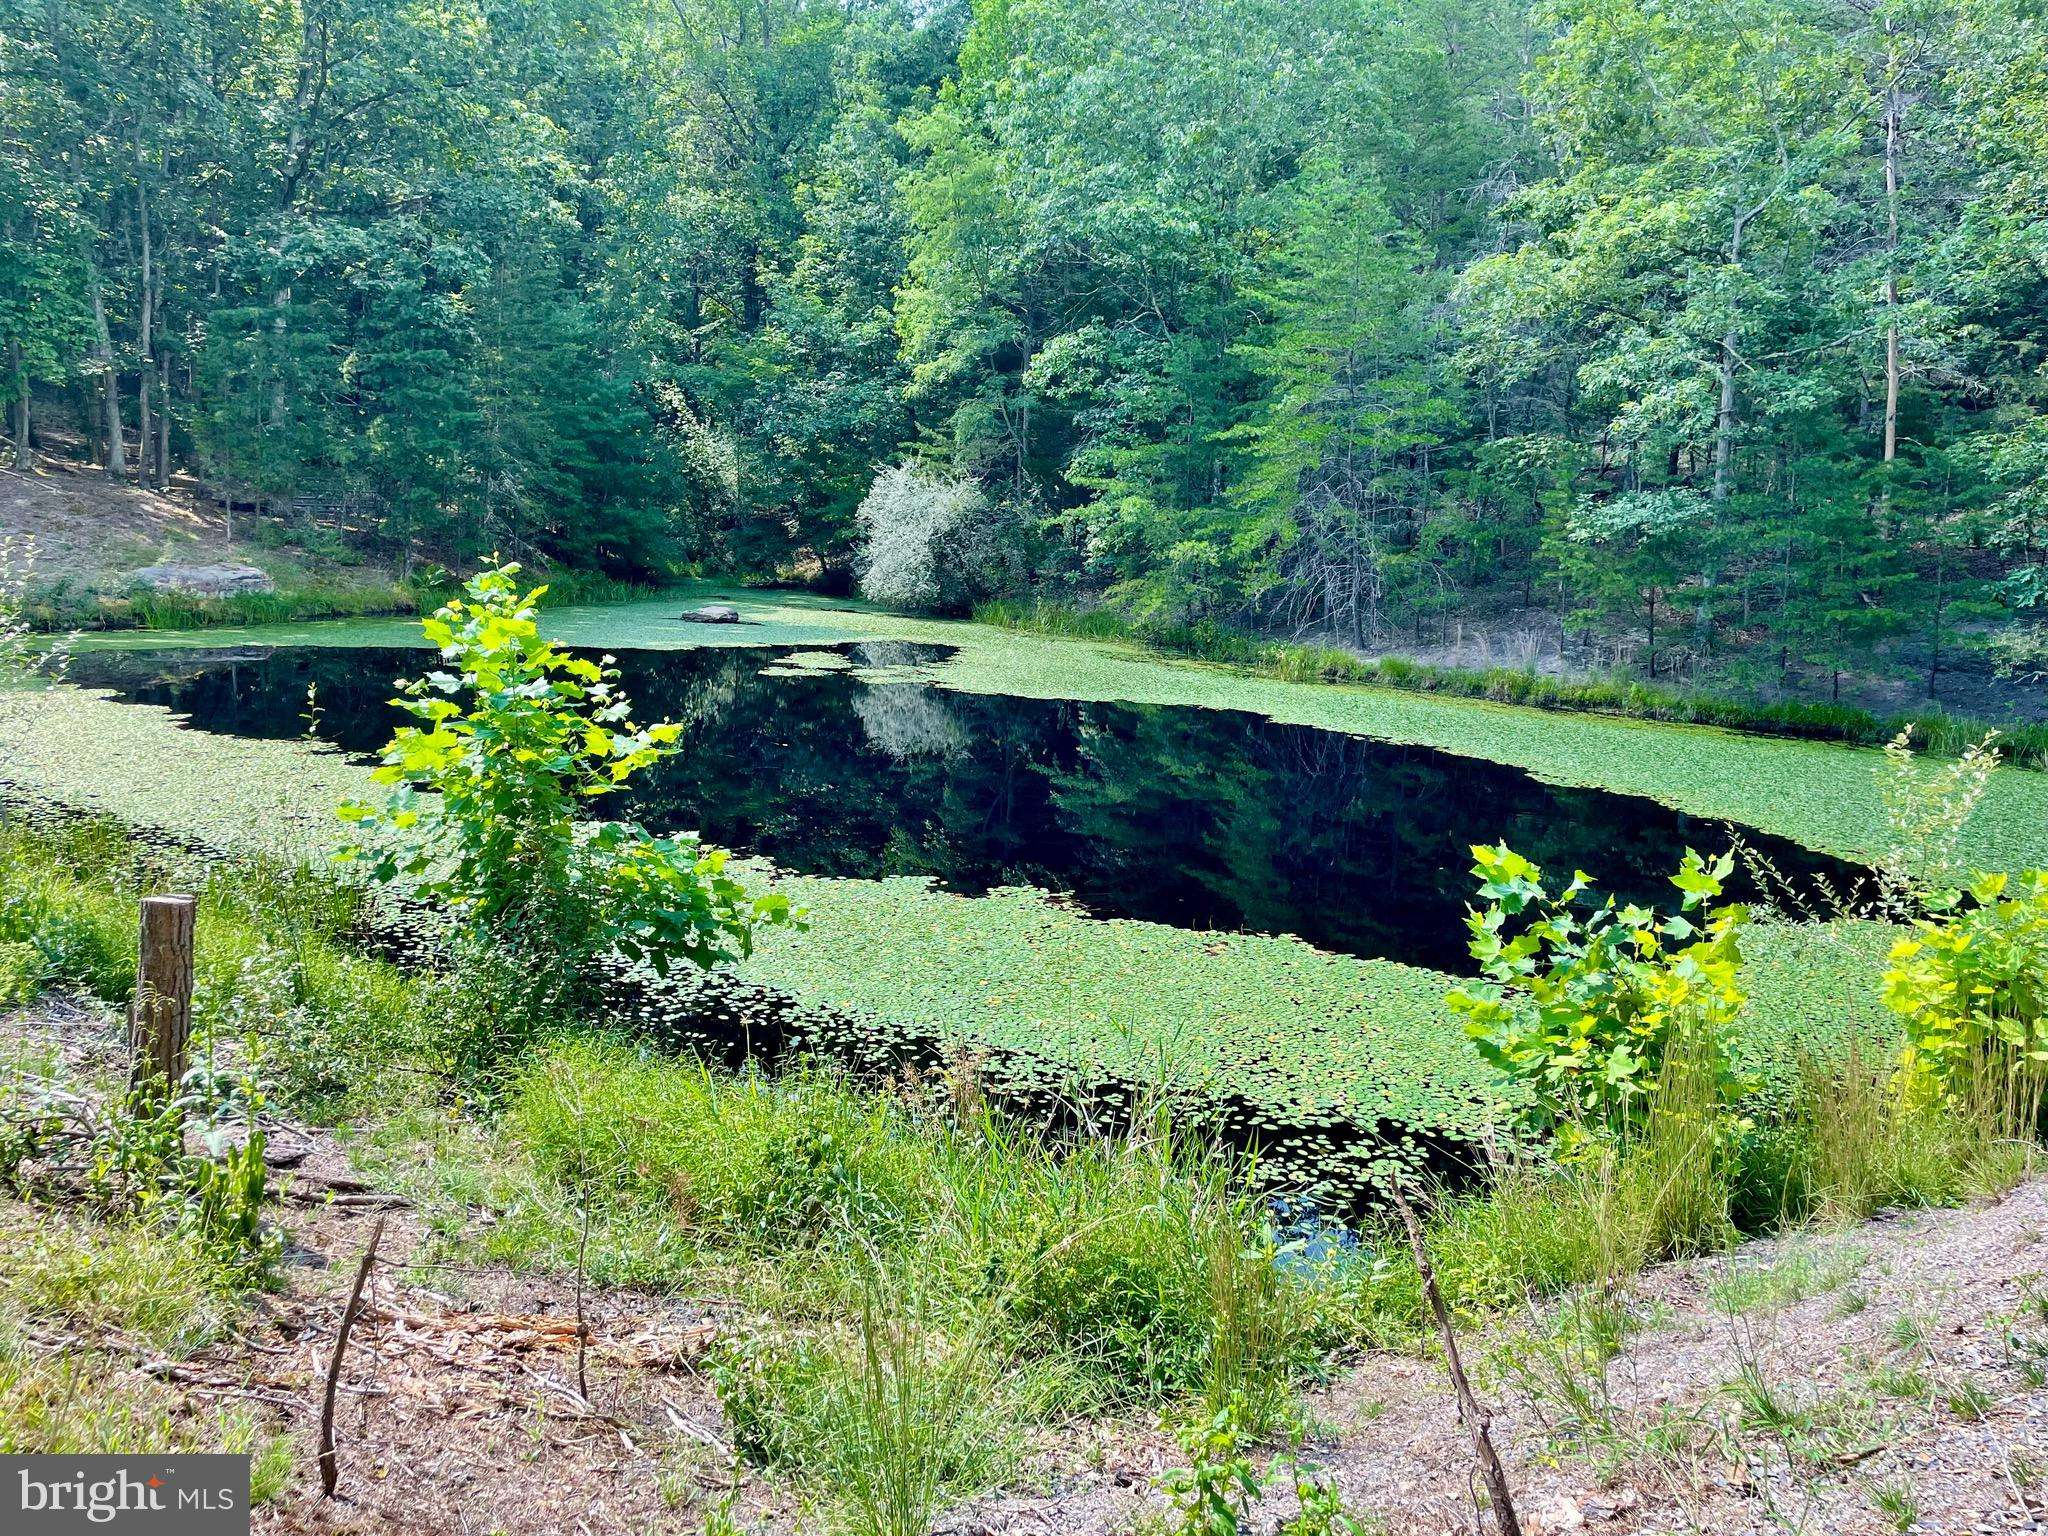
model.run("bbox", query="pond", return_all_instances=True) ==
[68,641,1863,975]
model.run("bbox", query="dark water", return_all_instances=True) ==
[69,642,1861,974]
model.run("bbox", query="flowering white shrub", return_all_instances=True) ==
[854,463,1018,614]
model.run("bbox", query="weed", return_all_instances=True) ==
[1945,1377,1994,1421]
[1873,1476,1921,1531]
[1154,1398,1260,1536]
[1866,1360,1931,1401]
[1709,1246,1865,1314]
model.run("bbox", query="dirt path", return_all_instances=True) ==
[957,1187,2048,1535]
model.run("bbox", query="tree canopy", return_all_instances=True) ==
[7,0,2048,692]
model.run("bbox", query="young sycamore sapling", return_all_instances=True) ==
[1449,843,1750,1151]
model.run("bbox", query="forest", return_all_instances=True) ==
[8,0,2048,698]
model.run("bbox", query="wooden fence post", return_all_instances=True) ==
[130,893,196,1095]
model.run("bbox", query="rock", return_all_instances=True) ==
[676,603,741,624]
[1529,1494,1586,1533]
[127,561,275,596]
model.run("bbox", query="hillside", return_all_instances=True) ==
[0,457,412,624]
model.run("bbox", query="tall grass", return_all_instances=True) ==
[1750,1049,2032,1226]
[506,1039,1321,1424]
[974,598,2048,768]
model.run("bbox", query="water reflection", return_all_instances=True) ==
[68,643,1863,973]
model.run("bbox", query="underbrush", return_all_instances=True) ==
[0,808,2039,1532]
[0,811,478,1120]
[497,1037,1337,1420]
[974,598,2048,769]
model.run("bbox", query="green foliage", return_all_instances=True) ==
[497,1037,1332,1416]
[0,1064,280,1287]
[338,565,796,982]
[1152,1398,1381,1536]
[10,0,2048,702]
[1450,844,1751,1147]
[709,1296,1018,1536]
[1155,1399,1261,1536]
[1884,870,2048,1130]
[0,942,44,1009]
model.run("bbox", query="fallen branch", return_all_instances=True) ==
[319,1215,385,1500]
[1391,1181,1524,1536]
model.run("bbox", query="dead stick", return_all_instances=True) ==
[319,1216,385,1500]
[1390,1182,1524,1536]
[574,1142,592,1405]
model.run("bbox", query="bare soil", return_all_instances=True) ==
[0,452,402,604]
[1,457,241,588]
[10,994,2048,1536]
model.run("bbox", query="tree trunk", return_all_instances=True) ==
[135,160,156,489]
[136,225,153,483]
[90,267,126,479]
[157,347,171,483]
[270,286,290,428]
[6,339,27,471]
[1712,210,1750,507]
[1882,21,1903,474]
[1928,547,1944,700]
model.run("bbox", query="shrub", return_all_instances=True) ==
[855,464,1021,615]
[337,564,797,1022]
[1449,843,1750,1151]
[1875,726,2002,907]
[1884,870,2048,1133]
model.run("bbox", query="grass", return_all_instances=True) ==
[0,1199,290,1495]
[1708,1246,1867,1314]
[1874,1477,1921,1531]
[489,1036,1327,1420]
[975,597,2048,770]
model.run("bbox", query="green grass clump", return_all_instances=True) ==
[0,1199,233,1352]
[1736,1048,2032,1229]
[711,1295,1025,1536]
[506,1041,944,1256]
[0,1199,291,1488]
[495,1037,1327,1420]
